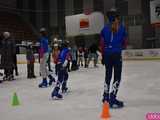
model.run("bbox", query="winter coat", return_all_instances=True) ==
[0,38,16,69]
[26,46,35,64]
[52,49,60,64]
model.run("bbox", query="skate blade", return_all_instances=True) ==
[38,85,48,88]
[62,90,71,95]
[48,82,56,87]
[110,104,124,109]
[52,96,63,100]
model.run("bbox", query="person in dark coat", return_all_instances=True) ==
[26,44,36,79]
[13,48,19,76]
[71,46,78,71]
[88,44,98,67]
[84,47,89,68]
[1,32,16,81]
[0,34,3,83]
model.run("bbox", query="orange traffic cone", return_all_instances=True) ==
[100,102,110,119]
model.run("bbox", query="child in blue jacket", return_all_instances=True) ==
[51,42,70,99]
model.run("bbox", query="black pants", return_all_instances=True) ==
[71,60,78,70]
[14,55,18,75]
[47,54,52,71]
[14,65,18,75]
[67,61,71,72]
[55,64,58,75]
[104,53,122,97]
[27,63,35,78]
[56,64,68,89]
[4,68,14,80]
[84,57,88,67]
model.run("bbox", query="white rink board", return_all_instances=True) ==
[15,49,160,64]
[123,49,160,60]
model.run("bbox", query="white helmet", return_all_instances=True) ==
[3,32,10,38]
[40,28,46,32]
[54,43,58,47]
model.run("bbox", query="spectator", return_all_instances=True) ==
[71,46,78,71]
[1,32,16,81]
[88,44,98,67]
[26,44,36,79]
[13,49,19,76]
[78,46,84,67]
[0,33,3,82]
[84,47,89,68]
[66,47,72,72]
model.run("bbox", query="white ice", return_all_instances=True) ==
[0,61,160,120]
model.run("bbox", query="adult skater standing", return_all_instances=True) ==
[26,44,36,79]
[38,28,55,88]
[1,32,16,81]
[100,9,127,108]
[51,41,70,99]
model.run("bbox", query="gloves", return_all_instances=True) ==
[62,60,68,68]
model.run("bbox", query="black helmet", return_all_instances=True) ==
[61,41,68,49]
[106,8,119,23]
[39,28,47,36]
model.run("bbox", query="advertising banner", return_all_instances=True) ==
[65,12,104,36]
[150,0,160,24]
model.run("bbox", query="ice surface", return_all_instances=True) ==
[0,61,160,120]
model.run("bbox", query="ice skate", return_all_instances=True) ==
[38,79,48,88]
[102,93,109,103]
[52,93,63,100]
[8,75,15,81]
[109,97,124,108]
[51,87,63,100]
[62,87,68,93]
[48,74,55,86]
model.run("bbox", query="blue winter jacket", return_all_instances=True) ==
[39,36,49,54]
[101,23,127,54]
[58,48,69,64]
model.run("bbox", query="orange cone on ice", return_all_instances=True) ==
[100,102,110,119]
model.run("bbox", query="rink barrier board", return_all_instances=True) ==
[122,48,160,61]
[5,49,160,64]
[17,57,160,64]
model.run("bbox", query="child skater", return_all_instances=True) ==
[52,43,60,75]
[26,44,36,79]
[51,41,70,99]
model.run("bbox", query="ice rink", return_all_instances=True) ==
[0,61,160,120]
